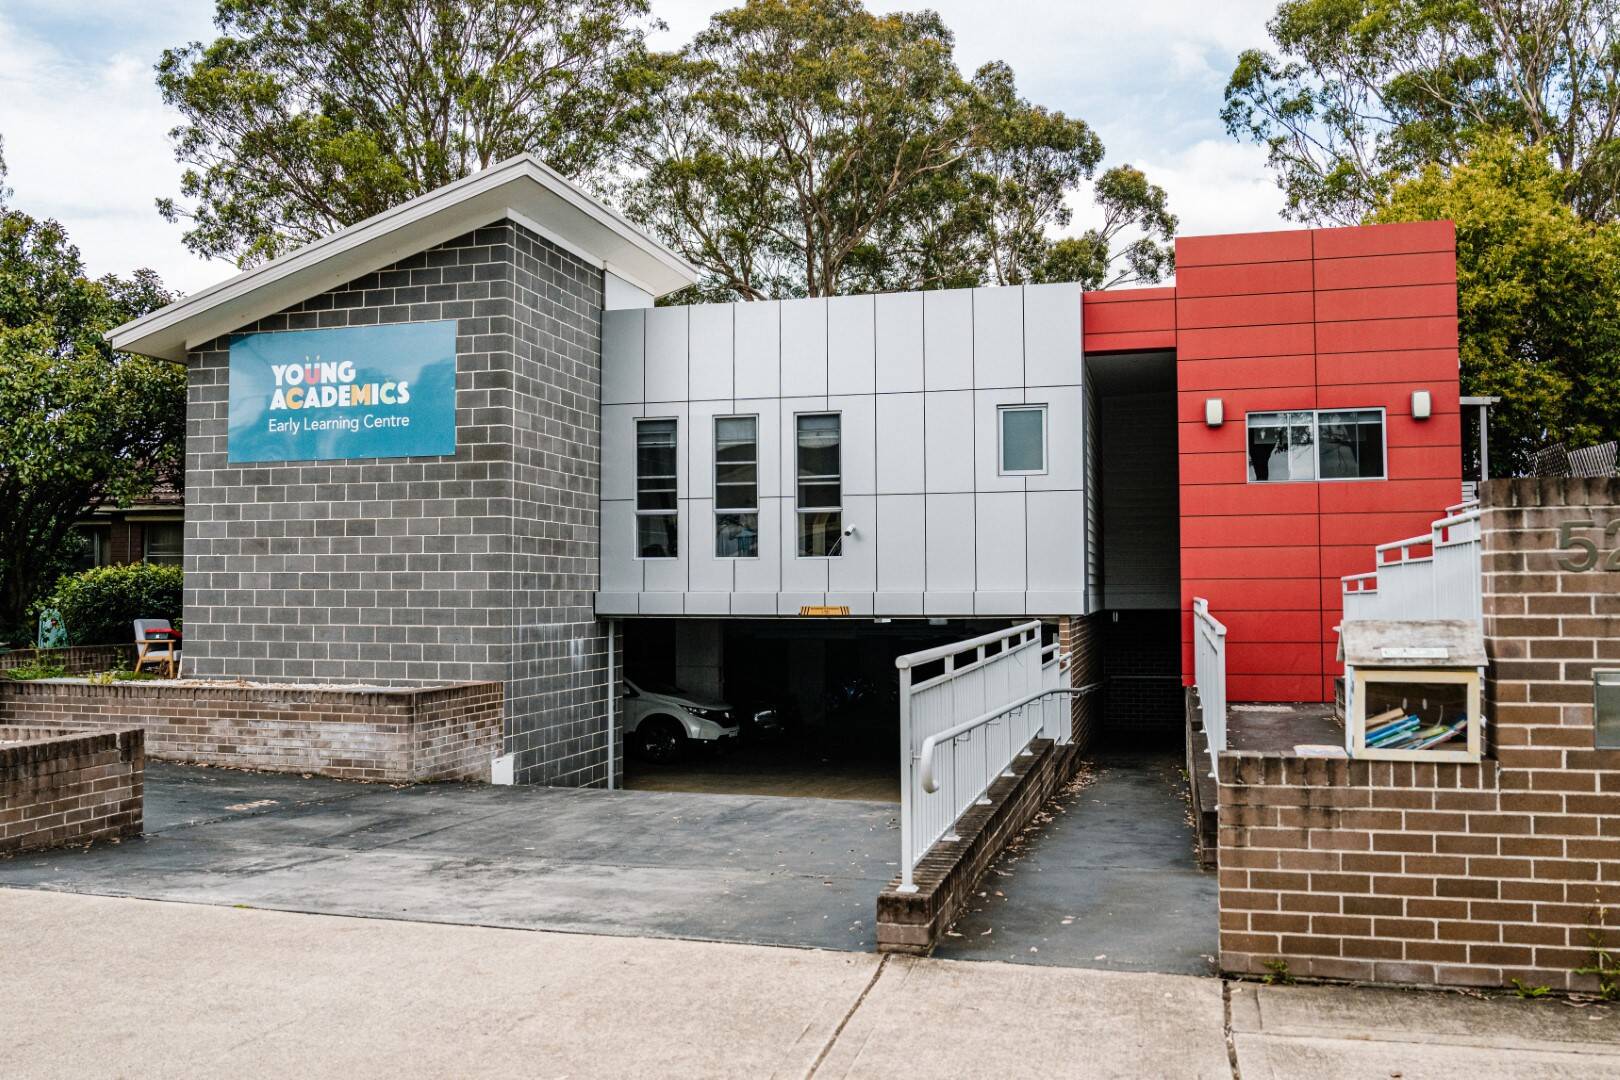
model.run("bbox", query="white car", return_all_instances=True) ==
[621,678,740,762]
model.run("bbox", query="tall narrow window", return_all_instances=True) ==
[999,404,1047,475]
[796,413,842,557]
[636,418,678,558]
[715,416,758,558]
[1317,409,1385,479]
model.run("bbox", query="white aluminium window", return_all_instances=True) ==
[796,413,842,557]
[714,416,758,558]
[636,418,678,558]
[1247,408,1386,482]
[999,404,1048,475]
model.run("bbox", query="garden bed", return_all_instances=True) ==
[0,678,502,783]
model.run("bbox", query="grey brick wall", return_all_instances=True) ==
[182,221,610,784]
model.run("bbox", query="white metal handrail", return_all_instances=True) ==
[1191,597,1228,780]
[894,621,1079,893]
[1341,501,1482,623]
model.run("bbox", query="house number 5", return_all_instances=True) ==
[1556,519,1620,571]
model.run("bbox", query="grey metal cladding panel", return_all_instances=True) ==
[922,288,973,391]
[875,392,925,494]
[601,308,645,405]
[688,303,734,402]
[923,391,974,494]
[1024,282,1083,388]
[644,306,689,403]
[875,493,925,592]
[875,291,924,393]
[780,297,828,398]
[1027,489,1085,595]
[827,293,876,395]
[734,300,781,399]
[974,489,1025,592]
[599,500,641,594]
[972,286,1024,390]
[924,492,974,590]
[601,404,642,502]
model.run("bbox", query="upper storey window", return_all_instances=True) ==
[1247,409,1385,482]
[796,413,842,557]
[715,416,759,558]
[636,418,678,557]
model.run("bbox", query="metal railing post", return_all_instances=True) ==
[897,661,917,893]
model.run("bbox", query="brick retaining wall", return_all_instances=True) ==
[0,644,138,676]
[0,680,501,783]
[1216,479,1620,992]
[1,725,143,854]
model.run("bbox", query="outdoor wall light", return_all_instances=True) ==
[1204,398,1224,427]
[1412,390,1433,420]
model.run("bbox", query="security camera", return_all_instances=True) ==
[842,525,858,537]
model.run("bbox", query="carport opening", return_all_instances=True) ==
[617,618,1017,802]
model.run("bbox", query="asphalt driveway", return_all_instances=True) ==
[0,762,900,951]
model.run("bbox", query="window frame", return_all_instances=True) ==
[1244,407,1387,484]
[142,520,185,565]
[634,416,680,561]
[997,403,1049,476]
[794,410,843,560]
[713,413,760,560]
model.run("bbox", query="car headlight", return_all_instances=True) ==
[687,707,732,724]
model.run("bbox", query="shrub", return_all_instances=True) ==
[4,660,67,681]
[48,562,183,646]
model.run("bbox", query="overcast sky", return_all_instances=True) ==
[0,0,1287,296]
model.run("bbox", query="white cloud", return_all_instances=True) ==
[0,3,226,295]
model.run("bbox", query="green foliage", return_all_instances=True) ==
[156,0,660,266]
[4,659,66,681]
[1575,908,1620,1000]
[620,0,1174,299]
[1374,134,1620,472]
[1261,958,1295,985]
[1225,1,1620,225]
[46,563,183,647]
[0,207,183,642]
[1509,978,1551,999]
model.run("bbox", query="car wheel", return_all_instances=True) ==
[637,716,686,763]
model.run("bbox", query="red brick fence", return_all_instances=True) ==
[1216,479,1620,994]
[2,725,144,854]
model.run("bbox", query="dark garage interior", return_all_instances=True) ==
[617,618,1025,801]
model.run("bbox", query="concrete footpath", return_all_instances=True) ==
[4,889,1617,1079]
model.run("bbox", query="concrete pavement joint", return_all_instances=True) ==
[805,953,889,1078]
[1222,980,1243,1080]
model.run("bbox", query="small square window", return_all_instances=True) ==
[999,405,1047,475]
[143,523,184,564]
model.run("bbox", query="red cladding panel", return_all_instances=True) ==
[1178,322,1316,360]
[1082,289,1176,353]
[1180,355,1317,391]
[1176,228,1313,268]
[1316,349,1458,387]
[1176,292,1314,329]
[1314,283,1457,322]
[1182,514,1320,549]
[1176,260,1314,298]
[1083,297,1176,333]
[1315,316,1459,354]
[1311,219,1454,259]
[1314,251,1457,291]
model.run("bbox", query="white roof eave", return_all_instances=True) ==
[108,155,698,363]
